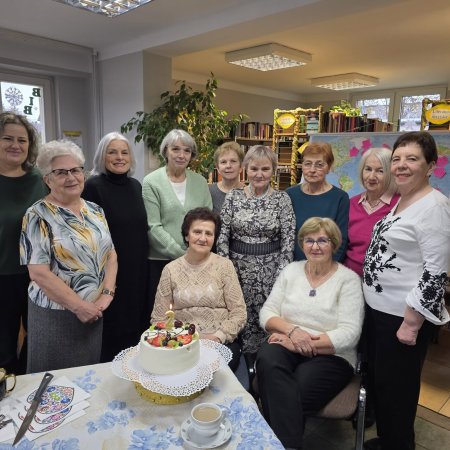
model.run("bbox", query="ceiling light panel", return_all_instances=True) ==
[311,73,379,90]
[54,0,153,17]
[226,43,312,72]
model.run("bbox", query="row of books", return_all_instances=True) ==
[322,112,393,133]
[234,121,273,140]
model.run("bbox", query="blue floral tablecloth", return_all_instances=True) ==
[0,363,283,449]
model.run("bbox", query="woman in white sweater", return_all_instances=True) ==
[256,217,364,450]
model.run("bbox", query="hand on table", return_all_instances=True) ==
[200,333,222,343]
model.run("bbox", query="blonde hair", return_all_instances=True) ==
[243,145,277,171]
[298,217,342,254]
[214,141,244,166]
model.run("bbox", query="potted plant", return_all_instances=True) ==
[329,100,361,117]
[121,74,246,177]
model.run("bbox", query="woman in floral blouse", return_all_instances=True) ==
[363,131,450,450]
[20,140,117,373]
[217,145,295,372]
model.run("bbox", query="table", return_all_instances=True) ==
[0,362,283,449]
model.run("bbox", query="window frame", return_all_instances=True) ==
[351,85,447,131]
[0,71,56,142]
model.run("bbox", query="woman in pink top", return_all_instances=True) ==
[344,148,399,277]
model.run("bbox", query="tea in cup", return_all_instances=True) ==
[0,368,16,401]
[190,402,223,437]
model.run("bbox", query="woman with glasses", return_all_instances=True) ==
[20,140,117,372]
[83,132,149,362]
[0,112,47,374]
[286,142,349,262]
[142,129,212,315]
[256,217,364,450]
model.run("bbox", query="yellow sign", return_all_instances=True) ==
[276,113,296,129]
[425,104,450,125]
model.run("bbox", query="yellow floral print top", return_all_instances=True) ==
[20,199,114,309]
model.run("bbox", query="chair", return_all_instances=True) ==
[250,358,366,450]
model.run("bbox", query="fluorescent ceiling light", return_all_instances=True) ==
[53,0,153,17]
[311,73,379,90]
[225,43,312,72]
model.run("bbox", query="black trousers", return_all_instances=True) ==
[366,306,435,450]
[0,273,29,375]
[256,341,353,449]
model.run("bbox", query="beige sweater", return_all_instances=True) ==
[151,253,247,344]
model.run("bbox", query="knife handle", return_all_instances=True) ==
[34,372,54,401]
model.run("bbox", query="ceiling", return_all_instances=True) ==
[1,0,449,101]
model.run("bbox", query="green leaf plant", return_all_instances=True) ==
[121,74,247,178]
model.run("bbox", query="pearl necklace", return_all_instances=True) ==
[306,262,335,297]
[248,183,271,199]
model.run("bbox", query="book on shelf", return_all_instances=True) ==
[234,121,273,140]
[322,112,393,133]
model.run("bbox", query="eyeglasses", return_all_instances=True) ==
[48,166,84,178]
[302,161,327,170]
[302,237,331,248]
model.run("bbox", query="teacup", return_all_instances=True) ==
[0,368,16,401]
[190,402,223,437]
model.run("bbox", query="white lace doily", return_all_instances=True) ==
[112,339,232,397]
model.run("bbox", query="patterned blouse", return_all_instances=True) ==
[20,199,114,310]
[363,189,450,325]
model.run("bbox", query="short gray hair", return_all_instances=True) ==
[243,145,277,172]
[359,147,396,196]
[92,132,136,176]
[37,140,85,176]
[160,129,197,161]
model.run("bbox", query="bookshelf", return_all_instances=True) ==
[272,107,323,190]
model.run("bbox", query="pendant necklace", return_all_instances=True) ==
[306,262,333,297]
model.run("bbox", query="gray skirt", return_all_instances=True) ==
[27,299,102,374]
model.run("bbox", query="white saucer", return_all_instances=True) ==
[180,417,232,449]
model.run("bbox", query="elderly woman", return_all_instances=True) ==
[143,129,212,313]
[209,141,245,214]
[286,142,349,262]
[363,132,450,450]
[0,112,47,374]
[256,217,364,450]
[217,145,295,370]
[152,207,247,371]
[83,132,149,361]
[20,140,117,373]
[344,147,400,277]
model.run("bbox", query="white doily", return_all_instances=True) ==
[112,339,232,397]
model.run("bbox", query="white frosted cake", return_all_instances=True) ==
[139,319,200,375]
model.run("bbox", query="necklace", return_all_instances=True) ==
[306,262,334,297]
[248,183,270,199]
[367,197,381,210]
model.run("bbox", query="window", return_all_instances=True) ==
[351,85,447,131]
[355,98,390,122]
[0,73,55,142]
[398,94,441,132]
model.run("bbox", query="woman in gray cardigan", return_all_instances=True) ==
[142,129,212,315]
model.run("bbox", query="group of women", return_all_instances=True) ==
[1,110,449,450]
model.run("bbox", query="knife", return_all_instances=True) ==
[13,372,54,445]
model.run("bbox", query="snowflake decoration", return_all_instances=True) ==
[5,86,24,108]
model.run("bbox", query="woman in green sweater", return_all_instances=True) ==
[0,112,47,374]
[142,129,212,315]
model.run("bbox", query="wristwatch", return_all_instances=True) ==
[101,288,115,297]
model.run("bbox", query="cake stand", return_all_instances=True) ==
[111,339,232,404]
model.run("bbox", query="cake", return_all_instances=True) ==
[138,317,200,375]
